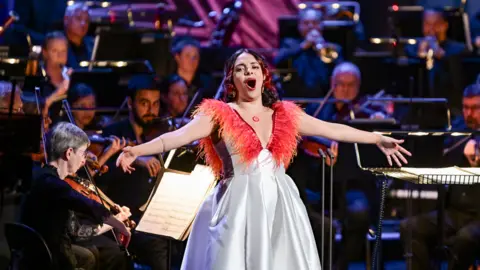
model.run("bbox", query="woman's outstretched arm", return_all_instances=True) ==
[298,111,411,166]
[298,112,382,144]
[116,114,214,173]
[136,114,213,156]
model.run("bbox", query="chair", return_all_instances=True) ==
[4,222,53,270]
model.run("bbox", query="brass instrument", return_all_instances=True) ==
[417,36,440,70]
[314,41,340,64]
[0,11,19,36]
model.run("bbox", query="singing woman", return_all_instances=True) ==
[116,49,411,269]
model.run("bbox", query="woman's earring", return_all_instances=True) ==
[229,90,236,98]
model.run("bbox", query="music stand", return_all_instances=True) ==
[92,28,143,61]
[68,69,122,107]
[387,6,473,51]
[0,58,28,81]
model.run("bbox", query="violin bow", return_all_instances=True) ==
[312,87,335,118]
[34,87,48,164]
[62,99,132,256]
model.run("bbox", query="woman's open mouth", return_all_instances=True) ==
[244,78,256,91]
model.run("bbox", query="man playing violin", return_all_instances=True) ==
[289,62,387,269]
[97,74,171,270]
[19,122,130,270]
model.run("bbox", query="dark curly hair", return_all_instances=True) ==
[223,49,279,108]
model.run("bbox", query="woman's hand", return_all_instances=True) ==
[104,136,127,156]
[116,146,138,174]
[376,135,412,167]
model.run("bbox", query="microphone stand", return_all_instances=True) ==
[326,148,335,270]
[318,149,327,269]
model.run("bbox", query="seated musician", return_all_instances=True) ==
[288,62,385,270]
[19,122,130,270]
[160,74,189,121]
[172,37,215,99]
[274,6,342,98]
[67,83,111,131]
[63,3,94,68]
[40,31,71,123]
[404,7,468,113]
[0,81,24,114]
[97,74,171,270]
[68,200,133,270]
[67,83,126,174]
[400,84,480,270]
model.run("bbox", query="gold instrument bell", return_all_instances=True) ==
[314,41,340,64]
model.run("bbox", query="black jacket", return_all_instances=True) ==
[20,164,111,269]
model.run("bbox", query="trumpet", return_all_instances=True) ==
[314,41,340,64]
[417,36,440,70]
[0,11,19,36]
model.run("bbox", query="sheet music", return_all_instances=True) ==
[457,167,480,176]
[400,167,480,184]
[136,165,216,240]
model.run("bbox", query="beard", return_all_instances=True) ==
[466,118,479,130]
[132,109,157,128]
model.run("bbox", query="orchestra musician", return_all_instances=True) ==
[39,31,71,123]
[172,37,215,99]
[274,6,342,98]
[67,83,111,132]
[97,74,171,270]
[159,74,189,121]
[404,7,468,114]
[63,3,94,69]
[288,62,388,269]
[400,84,480,270]
[19,122,130,270]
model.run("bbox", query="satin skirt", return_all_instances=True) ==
[180,150,321,270]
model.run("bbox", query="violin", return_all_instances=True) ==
[85,157,109,175]
[300,92,389,159]
[87,134,137,158]
[64,174,136,246]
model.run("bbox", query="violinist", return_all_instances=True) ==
[66,83,126,170]
[19,122,130,270]
[160,74,189,123]
[400,84,480,270]
[98,74,170,270]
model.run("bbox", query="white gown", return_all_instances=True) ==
[180,140,322,270]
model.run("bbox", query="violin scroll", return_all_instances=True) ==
[86,157,109,175]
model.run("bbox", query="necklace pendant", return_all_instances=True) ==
[252,116,260,122]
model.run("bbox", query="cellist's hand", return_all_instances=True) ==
[116,146,137,174]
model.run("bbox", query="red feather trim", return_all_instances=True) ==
[193,99,303,178]
[269,101,303,168]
